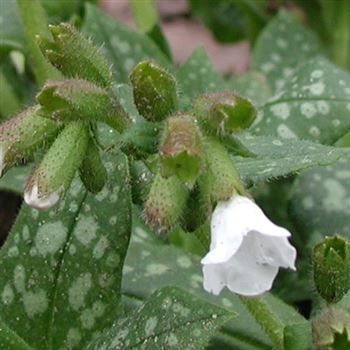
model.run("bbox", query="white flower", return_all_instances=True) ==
[201,195,297,296]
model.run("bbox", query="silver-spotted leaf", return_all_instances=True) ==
[176,47,226,109]
[289,155,350,245]
[252,10,323,91]
[232,135,349,187]
[254,57,350,144]
[0,151,131,350]
[88,286,235,350]
[82,4,170,84]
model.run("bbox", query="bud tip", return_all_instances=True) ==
[24,184,62,210]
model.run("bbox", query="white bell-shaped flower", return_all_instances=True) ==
[201,195,297,296]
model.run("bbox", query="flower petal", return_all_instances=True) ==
[251,232,297,269]
[202,264,227,295]
[225,235,280,296]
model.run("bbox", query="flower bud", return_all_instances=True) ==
[0,106,59,176]
[312,307,350,349]
[201,138,246,202]
[37,79,130,132]
[24,121,89,210]
[193,92,256,134]
[313,236,350,303]
[144,173,188,233]
[160,114,203,186]
[79,139,107,194]
[37,23,112,87]
[130,61,178,121]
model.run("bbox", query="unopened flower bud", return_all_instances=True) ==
[130,61,178,121]
[193,92,256,134]
[24,121,89,210]
[201,138,246,202]
[37,79,130,132]
[313,236,350,303]
[79,139,107,194]
[37,23,112,87]
[312,307,350,349]
[160,114,203,186]
[144,173,188,233]
[0,106,59,176]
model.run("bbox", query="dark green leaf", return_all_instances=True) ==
[228,71,272,106]
[252,10,323,91]
[82,4,170,84]
[121,220,305,350]
[88,286,235,350]
[232,135,349,186]
[0,152,131,350]
[289,155,350,245]
[254,57,350,144]
[176,47,226,109]
[0,0,25,59]
[0,166,31,193]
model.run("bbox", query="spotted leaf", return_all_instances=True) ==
[228,71,272,106]
[119,222,305,350]
[232,135,349,187]
[0,166,31,193]
[254,57,350,144]
[252,10,323,92]
[176,47,226,109]
[82,3,170,84]
[88,286,235,350]
[289,155,350,245]
[0,151,131,350]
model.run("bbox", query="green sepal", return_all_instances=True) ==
[37,79,130,132]
[313,235,350,304]
[160,114,203,187]
[24,121,89,209]
[193,92,256,134]
[79,138,107,194]
[0,106,59,176]
[130,60,178,121]
[144,173,188,233]
[37,23,112,87]
[202,138,246,202]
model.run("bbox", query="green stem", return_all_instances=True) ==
[239,296,285,350]
[16,0,61,85]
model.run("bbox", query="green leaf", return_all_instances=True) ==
[228,71,272,106]
[0,166,31,193]
[252,10,323,91]
[129,0,172,60]
[254,57,350,144]
[232,135,349,187]
[0,0,25,59]
[283,321,313,350]
[82,3,170,84]
[189,0,246,43]
[0,151,131,350]
[88,286,235,350]
[176,47,226,109]
[0,316,33,350]
[121,221,305,350]
[289,155,350,245]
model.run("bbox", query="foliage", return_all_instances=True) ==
[0,1,349,349]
